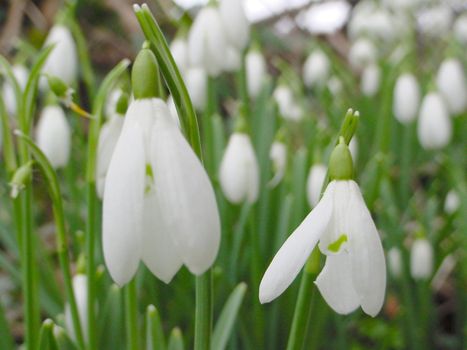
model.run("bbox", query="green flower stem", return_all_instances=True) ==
[16,132,85,349]
[85,59,130,350]
[195,271,212,350]
[125,279,139,350]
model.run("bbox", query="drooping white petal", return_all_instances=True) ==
[393,73,420,124]
[273,85,302,121]
[410,238,433,280]
[388,247,402,278]
[185,67,207,111]
[315,252,360,315]
[453,13,467,45]
[444,190,460,214]
[219,0,250,50]
[65,274,88,341]
[360,63,380,97]
[306,164,327,208]
[268,141,287,187]
[170,37,189,75]
[36,105,71,169]
[436,58,467,115]
[102,120,146,286]
[150,105,220,275]
[417,5,453,38]
[166,96,181,128]
[223,46,242,72]
[259,182,334,304]
[303,50,330,89]
[141,191,183,284]
[348,38,377,71]
[246,50,267,99]
[347,180,386,317]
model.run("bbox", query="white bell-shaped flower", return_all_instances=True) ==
[453,13,467,45]
[219,0,250,50]
[65,274,88,342]
[410,238,433,280]
[219,131,259,204]
[246,49,267,99]
[303,50,330,89]
[170,37,189,75]
[268,141,287,187]
[417,92,452,150]
[36,104,71,169]
[185,67,207,111]
[42,25,78,85]
[387,247,402,278]
[306,163,327,208]
[348,38,377,71]
[436,58,467,115]
[260,140,386,316]
[444,190,460,214]
[360,63,380,97]
[393,73,420,124]
[188,6,227,77]
[2,65,29,115]
[417,5,453,38]
[273,85,302,121]
[223,46,242,73]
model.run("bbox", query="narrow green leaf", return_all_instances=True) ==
[0,300,14,350]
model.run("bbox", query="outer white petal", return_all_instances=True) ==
[410,238,433,280]
[303,50,330,88]
[393,73,420,124]
[166,96,181,128]
[65,274,88,341]
[246,50,266,98]
[223,46,242,72]
[36,105,71,169]
[361,63,380,97]
[150,105,220,274]
[102,120,145,286]
[388,247,402,278]
[444,190,460,214]
[259,182,334,303]
[185,67,207,111]
[454,13,467,45]
[347,180,386,317]
[268,141,287,187]
[315,253,360,314]
[306,164,327,208]
[170,38,189,75]
[141,191,183,283]
[219,0,250,50]
[348,38,377,71]
[436,58,467,115]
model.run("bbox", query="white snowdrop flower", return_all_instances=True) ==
[219,132,259,204]
[361,63,380,97]
[96,114,124,199]
[36,105,71,169]
[350,6,395,42]
[273,85,302,121]
[166,96,181,128]
[42,25,78,85]
[417,92,452,150]
[417,5,453,38]
[105,89,123,118]
[349,137,358,164]
[246,50,267,99]
[348,38,377,71]
[453,13,467,45]
[436,58,467,115]
[260,140,386,316]
[410,238,433,280]
[185,67,207,111]
[347,0,377,40]
[306,163,327,208]
[223,46,242,73]
[2,65,28,115]
[65,274,88,342]
[393,73,420,124]
[170,37,189,75]
[103,48,220,286]
[268,141,287,188]
[388,247,402,278]
[219,0,250,50]
[303,49,330,89]
[188,6,227,77]
[444,190,460,214]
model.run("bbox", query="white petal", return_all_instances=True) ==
[219,0,250,50]
[259,182,334,304]
[102,121,145,286]
[150,106,220,274]
[246,50,266,99]
[141,191,183,283]
[347,181,386,317]
[65,274,88,341]
[410,238,433,280]
[315,253,360,314]
[303,49,330,88]
[306,164,327,208]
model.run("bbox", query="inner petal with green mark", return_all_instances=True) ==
[145,163,154,194]
[327,234,348,253]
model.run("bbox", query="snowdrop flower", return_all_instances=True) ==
[103,48,220,285]
[417,5,453,38]
[273,85,302,121]
[348,38,377,71]
[219,130,259,204]
[417,92,452,150]
[410,238,433,280]
[268,141,287,187]
[246,49,267,99]
[306,163,327,208]
[36,104,71,169]
[65,274,88,341]
[223,46,242,73]
[303,49,330,89]
[219,0,250,50]
[444,190,460,214]
[260,139,386,316]
[42,25,78,85]
[2,65,28,115]
[393,73,420,124]
[436,58,467,115]
[185,67,207,111]
[361,63,380,97]
[453,13,467,45]
[388,247,402,278]
[188,6,227,77]
[170,37,189,75]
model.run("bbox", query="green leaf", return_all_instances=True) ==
[0,300,14,350]
[212,282,248,350]
[146,304,166,350]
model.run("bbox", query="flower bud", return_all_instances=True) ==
[170,37,189,75]
[219,0,250,50]
[132,46,160,100]
[360,63,380,97]
[10,161,33,198]
[36,105,71,168]
[306,163,327,207]
[444,190,460,214]
[185,67,207,111]
[246,49,267,99]
[388,247,402,278]
[46,75,74,106]
[393,73,420,124]
[348,38,377,70]
[410,238,433,280]
[329,137,353,181]
[219,132,259,204]
[417,92,452,150]
[436,58,467,115]
[42,25,78,85]
[303,49,330,89]
[2,65,28,115]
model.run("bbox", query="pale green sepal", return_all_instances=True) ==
[329,137,353,180]
[132,45,161,99]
